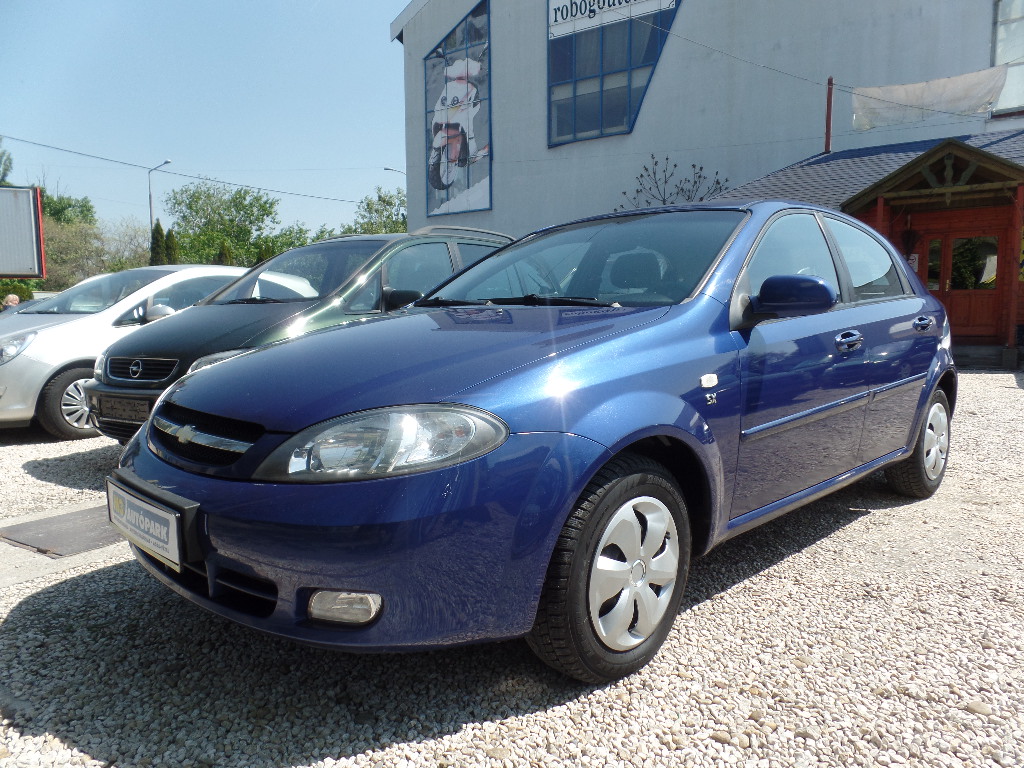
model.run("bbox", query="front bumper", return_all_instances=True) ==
[84,378,164,441]
[0,355,50,427]
[116,428,610,651]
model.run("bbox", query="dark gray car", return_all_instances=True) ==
[84,227,512,441]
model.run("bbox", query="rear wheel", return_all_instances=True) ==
[527,454,690,683]
[37,367,98,440]
[885,389,950,498]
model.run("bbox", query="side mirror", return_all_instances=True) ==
[751,275,837,317]
[382,288,424,311]
[144,304,176,322]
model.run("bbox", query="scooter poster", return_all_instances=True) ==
[424,1,491,216]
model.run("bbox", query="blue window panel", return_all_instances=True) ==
[550,36,573,82]
[548,5,677,146]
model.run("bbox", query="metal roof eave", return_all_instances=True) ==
[391,0,431,42]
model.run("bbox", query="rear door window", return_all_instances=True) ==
[456,241,504,268]
[825,218,907,301]
[384,243,455,295]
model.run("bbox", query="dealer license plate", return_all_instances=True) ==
[100,397,150,422]
[107,479,182,571]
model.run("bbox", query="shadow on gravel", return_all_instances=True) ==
[682,470,910,608]
[0,473,915,767]
[2,423,120,492]
[0,423,62,447]
[21,443,122,491]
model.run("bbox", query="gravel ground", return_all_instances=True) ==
[0,370,1022,768]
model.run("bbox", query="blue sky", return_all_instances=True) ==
[1,0,411,233]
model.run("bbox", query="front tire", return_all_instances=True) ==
[885,388,950,498]
[37,367,98,440]
[527,454,690,683]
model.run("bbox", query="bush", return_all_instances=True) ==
[0,279,34,301]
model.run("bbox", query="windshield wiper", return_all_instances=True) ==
[487,294,619,307]
[222,297,284,304]
[413,297,492,307]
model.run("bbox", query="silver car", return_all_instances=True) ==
[0,265,245,439]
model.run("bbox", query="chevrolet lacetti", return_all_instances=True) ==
[108,201,956,683]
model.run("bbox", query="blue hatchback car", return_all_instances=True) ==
[109,201,956,683]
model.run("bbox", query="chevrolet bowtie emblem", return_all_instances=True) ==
[168,423,199,445]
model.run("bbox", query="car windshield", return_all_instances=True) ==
[209,239,390,304]
[423,210,745,308]
[21,269,172,315]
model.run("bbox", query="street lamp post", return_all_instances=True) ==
[384,167,406,175]
[148,159,171,231]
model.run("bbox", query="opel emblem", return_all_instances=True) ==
[129,359,143,378]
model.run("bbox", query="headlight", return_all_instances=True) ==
[253,404,509,483]
[93,352,106,379]
[0,332,36,365]
[187,349,248,374]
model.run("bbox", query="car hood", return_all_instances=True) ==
[0,312,75,336]
[101,302,314,363]
[165,305,668,432]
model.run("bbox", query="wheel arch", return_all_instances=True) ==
[937,369,958,415]
[33,359,97,412]
[608,433,719,560]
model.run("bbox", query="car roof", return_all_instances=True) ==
[144,264,247,272]
[318,227,513,246]
[515,199,851,242]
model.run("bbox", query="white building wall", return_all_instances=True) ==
[396,0,1024,237]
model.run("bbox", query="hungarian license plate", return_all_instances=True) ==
[107,479,182,571]
[101,397,150,422]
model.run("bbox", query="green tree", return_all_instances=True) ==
[0,279,33,301]
[0,138,12,186]
[38,217,106,291]
[101,218,150,273]
[216,240,234,266]
[40,187,97,225]
[340,187,407,234]
[254,239,278,265]
[150,220,167,266]
[164,229,180,265]
[165,180,281,266]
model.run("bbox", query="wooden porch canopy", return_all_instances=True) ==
[843,138,1024,222]
[842,139,1024,351]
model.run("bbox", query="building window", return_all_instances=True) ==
[995,0,1024,111]
[548,5,677,146]
[424,2,491,216]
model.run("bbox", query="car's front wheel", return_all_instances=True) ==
[37,367,99,440]
[527,454,691,683]
[885,388,951,498]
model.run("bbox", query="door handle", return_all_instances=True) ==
[913,316,934,332]
[835,330,863,353]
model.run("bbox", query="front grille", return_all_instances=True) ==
[95,418,141,442]
[109,357,179,382]
[139,549,277,618]
[150,402,264,467]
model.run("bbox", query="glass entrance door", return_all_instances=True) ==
[925,233,1002,340]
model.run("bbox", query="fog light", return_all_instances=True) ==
[309,590,382,625]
